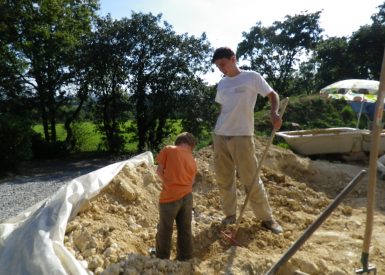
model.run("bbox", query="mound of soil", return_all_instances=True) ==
[64,137,385,274]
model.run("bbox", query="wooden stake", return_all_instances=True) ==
[360,47,385,272]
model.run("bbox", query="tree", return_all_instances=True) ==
[237,11,323,98]
[178,84,218,144]
[0,114,33,175]
[371,1,385,25]
[312,37,355,90]
[0,45,31,116]
[310,2,385,90]
[86,16,132,154]
[1,0,98,145]
[126,12,212,151]
[63,40,92,151]
[0,1,33,117]
[348,3,385,80]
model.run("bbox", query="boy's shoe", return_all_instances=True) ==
[261,219,283,234]
[221,215,236,225]
[148,247,156,256]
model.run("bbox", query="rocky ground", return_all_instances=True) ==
[63,138,385,274]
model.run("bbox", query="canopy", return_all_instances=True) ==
[319,79,382,127]
[320,79,379,98]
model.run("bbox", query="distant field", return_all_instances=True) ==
[33,122,102,152]
[33,122,138,152]
[32,120,187,153]
[33,123,68,141]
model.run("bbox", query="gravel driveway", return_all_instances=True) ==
[0,157,115,222]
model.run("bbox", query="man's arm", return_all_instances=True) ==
[267,91,282,130]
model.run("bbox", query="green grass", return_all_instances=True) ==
[33,122,103,152]
[33,124,67,140]
[31,120,196,154]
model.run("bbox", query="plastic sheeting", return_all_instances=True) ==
[0,152,154,275]
[349,101,378,120]
[377,154,385,179]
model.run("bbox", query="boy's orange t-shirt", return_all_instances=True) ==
[156,145,197,203]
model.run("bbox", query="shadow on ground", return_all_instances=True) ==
[1,156,118,185]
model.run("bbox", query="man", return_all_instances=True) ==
[212,47,283,234]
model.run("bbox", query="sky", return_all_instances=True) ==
[98,0,384,84]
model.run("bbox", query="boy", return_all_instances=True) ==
[211,47,283,234]
[155,132,197,261]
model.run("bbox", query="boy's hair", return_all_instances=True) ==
[174,132,197,147]
[212,47,235,63]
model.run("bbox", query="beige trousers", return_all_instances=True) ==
[213,134,272,221]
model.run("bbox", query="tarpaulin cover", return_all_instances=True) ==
[349,101,378,120]
[0,152,154,275]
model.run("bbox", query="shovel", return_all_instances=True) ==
[356,47,385,275]
[222,97,289,246]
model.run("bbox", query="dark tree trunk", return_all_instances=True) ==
[136,87,147,152]
[64,89,87,150]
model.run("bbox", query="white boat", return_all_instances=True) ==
[362,130,385,154]
[276,127,368,155]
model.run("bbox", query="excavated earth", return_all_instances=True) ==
[64,137,385,275]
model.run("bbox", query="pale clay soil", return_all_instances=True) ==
[63,137,385,275]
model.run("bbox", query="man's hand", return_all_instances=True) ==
[267,91,282,130]
[270,111,282,130]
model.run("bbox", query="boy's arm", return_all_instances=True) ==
[156,163,165,182]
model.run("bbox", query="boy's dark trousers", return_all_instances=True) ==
[156,193,193,261]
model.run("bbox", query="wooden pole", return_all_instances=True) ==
[360,47,385,271]
[265,170,366,275]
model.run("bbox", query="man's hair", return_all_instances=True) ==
[174,132,197,147]
[212,47,235,63]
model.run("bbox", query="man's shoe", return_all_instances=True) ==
[261,219,283,234]
[221,215,236,225]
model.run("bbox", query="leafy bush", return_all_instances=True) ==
[99,133,126,155]
[255,95,358,136]
[31,134,69,159]
[72,122,94,152]
[0,114,33,175]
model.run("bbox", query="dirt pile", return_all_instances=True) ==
[64,138,385,274]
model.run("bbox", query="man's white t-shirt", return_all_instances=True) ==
[214,71,273,136]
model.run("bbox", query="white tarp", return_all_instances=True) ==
[0,152,154,275]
